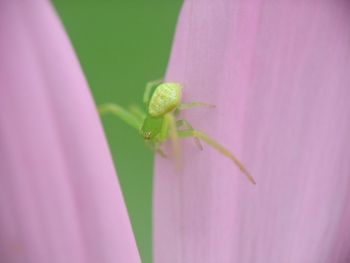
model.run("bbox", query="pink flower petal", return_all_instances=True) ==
[154,1,350,262]
[0,1,140,262]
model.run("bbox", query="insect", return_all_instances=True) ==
[98,80,256,184]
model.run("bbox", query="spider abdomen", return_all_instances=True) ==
[148,83,182,117]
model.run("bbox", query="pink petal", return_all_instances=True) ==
[154,1,350,262]
[0,1,140,262]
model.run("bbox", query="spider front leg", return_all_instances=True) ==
[177,102,216,111]
[98,103,143,130]
[128,104,146,122]
[176,119,203,150]
[178,129,256,185]
[174,102,215,116]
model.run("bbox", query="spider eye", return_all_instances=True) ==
[143,131,152,140]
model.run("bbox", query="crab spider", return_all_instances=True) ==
[98,81,256,185]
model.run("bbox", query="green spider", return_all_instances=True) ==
[98,80,256,185]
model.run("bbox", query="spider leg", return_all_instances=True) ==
[165,113,182,170]
[178,129,256,185]
[145,141,167,158]
[128,104,146,123]
[155,145,167,158]
[177,102,216,111]
[176,119,203,150]
[98,103,143,130]
[143,79,163,105]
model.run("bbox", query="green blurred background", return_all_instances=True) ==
[52,1,183,262]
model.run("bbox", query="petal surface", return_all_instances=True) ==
[0,1,140,262]
[154,1,350,262]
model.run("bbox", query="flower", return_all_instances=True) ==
[154,1,350,262]
[0,1,140,262]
